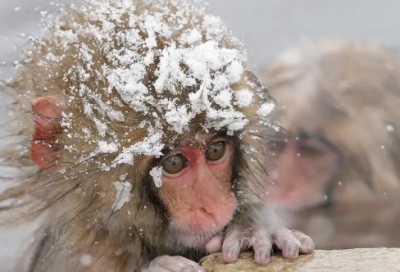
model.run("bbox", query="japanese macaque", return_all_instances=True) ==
[0,0,313,271]
[263,38,400,248]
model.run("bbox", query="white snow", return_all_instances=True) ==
[149,166,163,188]
[234,89,253,108]
[112,180,132,212]
[257,102,275,117]
[97,141,119,154]
[33,0,264,168]
[225,60,244,83]
[386,124,394,132]
[22,0,275,208]
[179,29,202,45]
[214,89,232,108]
[80,254,93,267]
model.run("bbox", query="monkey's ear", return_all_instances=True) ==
[30,97,63,170]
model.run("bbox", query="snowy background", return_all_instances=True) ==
[1,0,400,271]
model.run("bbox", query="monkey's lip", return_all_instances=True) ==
[168,222,226,248]
[180,230,225,249]
[172,222,226,238]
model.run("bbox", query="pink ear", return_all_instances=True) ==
[30,97,63,170]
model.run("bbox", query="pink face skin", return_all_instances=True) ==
[264,137,339,210]
[159,133,237,248]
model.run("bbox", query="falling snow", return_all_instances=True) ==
[386,124,394,132]
[80,254,93,267]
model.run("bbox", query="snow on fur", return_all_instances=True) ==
[28,0,276,192]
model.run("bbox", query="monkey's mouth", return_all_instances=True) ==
[178,231,224,249]
[166,223,226,249]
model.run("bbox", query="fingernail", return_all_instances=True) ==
[256,250,270,265]
[289,244,298,254]
[286,241,299,258]
[227,249,235,259]
[224,249,237,262]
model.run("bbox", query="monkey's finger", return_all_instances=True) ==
[291,230,315,254]
[221,229,242,263]
[149,255,206,272]
[250,229,273,265]
[205,234,224,253]
[272,228,300,260]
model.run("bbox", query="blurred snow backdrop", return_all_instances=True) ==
[1,0,400,271]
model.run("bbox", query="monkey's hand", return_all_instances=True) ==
[205,215,314,265]
[140,255,206,272]
[207,226,314,265]
[229,226,313,265]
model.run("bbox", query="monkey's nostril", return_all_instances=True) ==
[200,207,212,215]
[198,207,220,224]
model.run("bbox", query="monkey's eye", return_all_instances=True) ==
[205,141,226,161]
[270,140,287,151]
[297,138,326,156]
[161,154,187,174]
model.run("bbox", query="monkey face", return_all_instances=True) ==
[29,96,238,246]
[158,133,237,247]
[265,134,341,210]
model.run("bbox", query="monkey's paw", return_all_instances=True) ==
[142,255,206,272]
[221,227,314,265]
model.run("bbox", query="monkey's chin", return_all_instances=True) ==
[165,225,225,249]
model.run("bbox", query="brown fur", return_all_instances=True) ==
[0,1,275,271]
[263,38,400,248]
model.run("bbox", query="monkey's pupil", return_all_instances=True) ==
[162,154,185,174]
[206,141,226,161]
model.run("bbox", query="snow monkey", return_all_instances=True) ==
[262,38,400,248]
[0,0,314,271]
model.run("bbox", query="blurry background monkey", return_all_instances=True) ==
[0,0,313,271]
[262,38,400,249]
